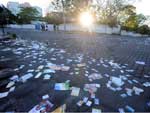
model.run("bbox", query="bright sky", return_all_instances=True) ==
[0,0,150,16]
[134,0,150,16]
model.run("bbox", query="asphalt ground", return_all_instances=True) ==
[0,28,150,112]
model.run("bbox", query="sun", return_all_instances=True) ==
[79,11,94,28]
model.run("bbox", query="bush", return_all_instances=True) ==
[136,25,150,35]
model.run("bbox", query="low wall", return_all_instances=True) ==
[121,30,142,37]
[7,24,148,37]
[8,24,35,29]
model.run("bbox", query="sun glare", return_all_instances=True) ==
[79,11,94,28]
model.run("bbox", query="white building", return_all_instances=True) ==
[7,1,42,17]
[7,2,20,15]
[20,2,31,8]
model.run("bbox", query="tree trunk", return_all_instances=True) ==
[63,8,66,31]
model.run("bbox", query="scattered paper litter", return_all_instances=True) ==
[54,83,70,90]
[27,69,34,73]
[143,82,150,87]
[147,101,150,107]
[37,65,44,70]
[133,86,144,95]
[0,92,9,98]
[120,94,127,98]
[86,101,92,106]
[92,108,101,113]
[111,77,124,87]
[88,73,103,81]
[43,74,51,80]
[118,108,125,113]
[104,74,109,77]
[83,97,88,103]
[1,48,11,51]
[77,100,84,107]
[31,43,40,50]
[29,100,53,113]
[126,69,134,72]
[19,65,25,69]
[20,73,33,82]
[135,61,145,65]
[94,98,99,105]
[84,84,100,94]
[42,94,49,100]
[9,86,15,92]
[109,61,121,69]
[71,87,80,96]
[6,81,15,88]
[10,75,19,82]
[61,66,70,71]
[77,63,86,67]
[35,72,42,78]
[43,69,55,74]
[49,65,61,71]
[91,93,96,98]
[125,88,133,96]
[125,105,135,112]
[51,58,56,61]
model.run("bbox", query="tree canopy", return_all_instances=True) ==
[17,7,40,24]
[0,5,16,26]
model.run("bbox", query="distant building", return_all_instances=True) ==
[7,2,20,15]
[7,1,43,17]
[20,2,31,8]
[34,6,43,17]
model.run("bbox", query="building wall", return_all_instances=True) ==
[7,2,43,17]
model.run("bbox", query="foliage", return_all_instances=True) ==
[0,5,17,34]
[122,14,147,31]
[0,5,16,26]
[94,0,129,27]
[17,7,40,24]
[45,12,63,25]
[118,5,136,24]
[50,0,91,19]
[136,25,150,35]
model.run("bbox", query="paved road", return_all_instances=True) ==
[0,28,150,112]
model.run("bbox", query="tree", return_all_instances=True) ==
[118,5,136,24]
[0,5,16,35]
[122,14,146,31]
[45,12,63,25]
[94,0,131,27]
[51,0,73,30]
[137,25,150,35]
[51,0,92,30]
[17,7,40,24]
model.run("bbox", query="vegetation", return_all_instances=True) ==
[17,7,41,24]
[45,12,63,25]
[0,5,16,35]
[47,0,150,34]
[0,0,150,35]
